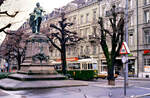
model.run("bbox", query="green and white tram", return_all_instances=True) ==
[52,58,98,80]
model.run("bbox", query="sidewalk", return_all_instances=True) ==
[1,79,150,98]
[0,79,88,90]
[0,89,22,98]
[116,76,150,81]
[89,79,150,98]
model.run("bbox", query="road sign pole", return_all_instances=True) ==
[124,0,129,96]
[124,61,126,96]
[122,55,127,96]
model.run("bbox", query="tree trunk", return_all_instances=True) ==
[108,79,115,85]
[107,61,115,85]
[61,44,67,75]
[18,57,21,70]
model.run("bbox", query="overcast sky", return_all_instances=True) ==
[0,0,73,43]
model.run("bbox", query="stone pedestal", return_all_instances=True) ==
[20,33,56,74]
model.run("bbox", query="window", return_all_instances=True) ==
[93,27,97,34]
[84,28,88,38]
[144,56,150,72]
[86,13,89,23]
[144,0,150,5]
[145,31,150,44]
[82,63,87,69]
[101,61,107,72]
[144,10,150,23]
[144,58,150,66]
[129,15,134,26]
[129,33,134,46]
[93,9,97,21]
[102,6,105,16]
[67,48,71,55]
[80,15,84,24]
[93,45,97,55]
[128,0,132,9]
[73,47,76,55]
[73,16,76,25]
[51,50,53,57]
[88,63,93,69]
[80,29,83,37]
[85,46,90,54]
[68,63,80,69]
[80,46,83,54]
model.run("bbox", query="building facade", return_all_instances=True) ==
[137,0,150,78]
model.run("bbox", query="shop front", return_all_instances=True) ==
[100,54,136,77]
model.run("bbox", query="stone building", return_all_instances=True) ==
[16,0,150,78]
[137,0,150,78]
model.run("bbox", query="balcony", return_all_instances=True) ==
[66,42,76,46]
[143,20,150,28]
[88,35,98,43]
[139,44,150,50]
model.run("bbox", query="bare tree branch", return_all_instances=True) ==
[50,24,61,32]
[47,36,61,52]
[0,11,19,17]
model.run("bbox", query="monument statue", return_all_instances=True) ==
[29,2,45,34]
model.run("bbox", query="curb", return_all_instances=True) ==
[131,93,150,98]
[116,78,150,81]
[92,84,132,88]
[0,84,88,91]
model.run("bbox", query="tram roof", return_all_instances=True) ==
[78,58,97,63]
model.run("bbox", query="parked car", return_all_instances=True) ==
[97,71,118,79]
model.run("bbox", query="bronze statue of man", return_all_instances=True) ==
[29,2,45,34]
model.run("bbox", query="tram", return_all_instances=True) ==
[52,58,98,80]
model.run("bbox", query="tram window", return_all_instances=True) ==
[68,63,80,69]
[55,64,62,70]
[93,63,98,70]
[82,63,87,69]
[88,63,93,69]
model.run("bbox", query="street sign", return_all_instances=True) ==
[120,42,130,55]
[122,56,127,64]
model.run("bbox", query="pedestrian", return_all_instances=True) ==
[4,63,8,72]
[1,64,4,72]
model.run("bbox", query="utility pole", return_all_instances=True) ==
[124,0,129,96]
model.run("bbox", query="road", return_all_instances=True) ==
[1,79,150,98]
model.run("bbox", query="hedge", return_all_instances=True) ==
[0,72,11,79]
[57,70,98,80]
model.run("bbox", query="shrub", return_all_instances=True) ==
[57,70,98,80]
[0,72,11,79]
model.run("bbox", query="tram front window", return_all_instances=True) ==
[55,64,62,70]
